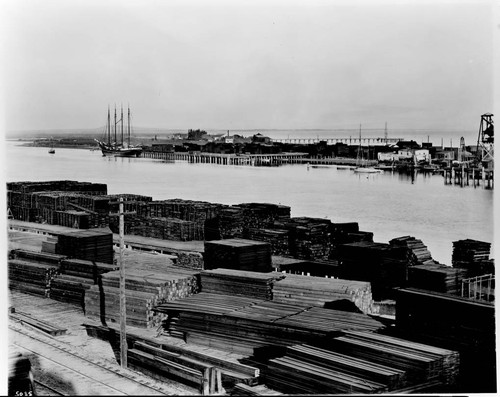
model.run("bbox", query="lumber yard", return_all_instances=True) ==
[6,180,496,395]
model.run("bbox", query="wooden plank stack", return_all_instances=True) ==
[204,239,272,272]
[54,210,90,229]
[338,241,408,300]
[50,274,96,307]
[451,239,493,276]
[200,269,285,300]
[324,330,460,389]
[84,250,200,328]
[246,228,290,256]
[395,287,496,393]
[389,236,435,266]
[265,342,407,394]
[274,217,331,260]
[272,274,374,314]
[154,292,384,356]
[8,258,59,297]
[53,229,114,264]
[408,264,468,295]
[128,341,223,395]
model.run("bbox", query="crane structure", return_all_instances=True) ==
[476,113,494,169]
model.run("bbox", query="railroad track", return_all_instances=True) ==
[9,321,194,395]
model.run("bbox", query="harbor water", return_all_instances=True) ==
[3,140,494,265]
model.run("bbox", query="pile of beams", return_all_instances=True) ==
[145,199,222,224]
[408,264,468,295]
[154,292,384,356]
[7,181,107,225]
[246,228,290,256]
[213,206,246,239]
[265,345,392,394]
[395,288,496,392]
[204,239,272,272]
[8,259,59,297]
[236,203,292,231]
[52,229,114,264]
[275,217,331,260]
[327,330,460,389]
[338,241,408,300]
[84,251,200,328]
[272,274,374,314]
[7,180,107,194]
[54,210,90,229]
[8,250,66,297]
[110,215,203,241]
[265,329,460,394]
[451,239,493,276]
[389,236,435,266]
[200,269,285,300]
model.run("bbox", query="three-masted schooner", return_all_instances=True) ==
[95,106,143,157]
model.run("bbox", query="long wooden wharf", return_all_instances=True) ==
[443,166,494,189]
[141,150,308,166]
[272,137,402,146]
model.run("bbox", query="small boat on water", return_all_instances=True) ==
[95,106,143,157]
[353,124,382,174]
[48,148,55,154]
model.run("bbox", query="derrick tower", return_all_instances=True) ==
[476,113,494,170]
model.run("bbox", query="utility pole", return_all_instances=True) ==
[119,197,127,368]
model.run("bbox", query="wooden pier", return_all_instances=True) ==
[443,166,494,189]
[141,150,308,166]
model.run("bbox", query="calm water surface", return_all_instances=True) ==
[3,141,494,265]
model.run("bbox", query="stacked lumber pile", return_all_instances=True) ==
[7,181,107,224]
[389,236,435,266]
[325,330,460,389]
[275,217,331,260]
[273,306,383,334]
[204,239,272,272]
[214,206,246,239]
[54,210,90,229]
[265,343,401,394]
[52,229,114,264]
[110,215,203,241]
[205,203,291,241]
[128,341,224,395]
[272,274,373,314]
[246,228,290,256]
[8,250,63,297]
[200,269,285,300]
[236,203,292,231]
[395,288,495,392]
[408,264,468,295]
[451,239,493,276]
[7,180,107,195]
[84,251,200,328]
[146,199,222,224]
[50,258,120,305]
[50,274,95,306]
[155,292,384,356]
[176,251,204,270]
[338,241,408,300]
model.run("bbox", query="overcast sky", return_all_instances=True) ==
[0,0,497,133]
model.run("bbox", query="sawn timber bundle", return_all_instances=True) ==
[199,269,285,300]
[154,292,385,355]
[272,273,373,314]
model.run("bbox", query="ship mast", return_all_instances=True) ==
[121,105,124,146]
[107,106,111,145]
[128,107,131,146]
[114,106,117,144]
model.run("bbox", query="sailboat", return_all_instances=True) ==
[353,124,382,174]
[95,105,143,157]
[48,137,55,154]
